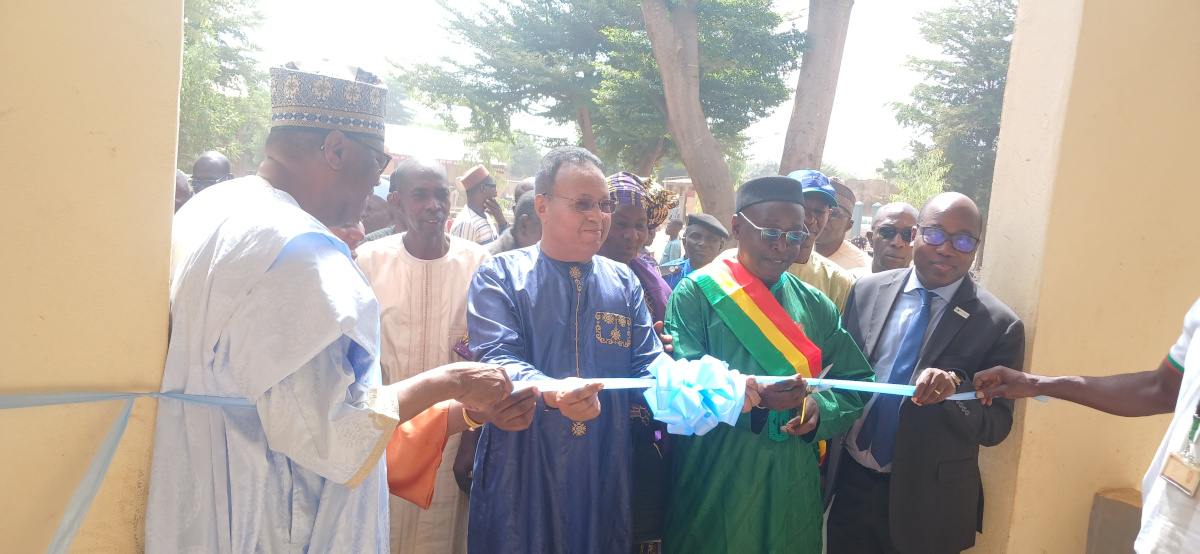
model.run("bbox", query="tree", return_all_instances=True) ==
[177,0,270,171]
[404,0,802,197]
[641,0,801,226]
[885,146,950,208]
[383,74,417,126]
[598,0,802,177]
[892,0,1016,213]
[405,0,624,150]
[779,0,854,174]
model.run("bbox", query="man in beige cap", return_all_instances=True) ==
[146,61,521,552]
[450,164,508,246]
[815,177,872,275]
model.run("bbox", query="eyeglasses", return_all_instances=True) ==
[345,134,392,174]
[875,225,913,243]
[543,193,614,214]
[737,212,809,245]
[918,226,980,253]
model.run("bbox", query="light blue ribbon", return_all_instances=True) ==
[516,355,1048,436]
[7,365,1040,552]
[0,392,252,553]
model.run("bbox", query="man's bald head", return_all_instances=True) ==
[192,151,231,177]
[190,151,234,193]
[869,202,919,273]
[913,192,983,288]
[918,192,982,236]
[513,178,535,204]
[389,157,448,193]
[876,202,919,225]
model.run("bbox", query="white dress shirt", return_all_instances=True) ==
[844,270,965,472]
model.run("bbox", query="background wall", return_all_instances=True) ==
[976,0,1200,552]
[0,0,182,551]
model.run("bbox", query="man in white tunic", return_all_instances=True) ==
[145,62,513,553]
[357,158,492,553]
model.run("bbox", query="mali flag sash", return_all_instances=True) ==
[691,259,822,378]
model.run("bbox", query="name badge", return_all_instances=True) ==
[1160,452,1200,496]
[953,307,970,319]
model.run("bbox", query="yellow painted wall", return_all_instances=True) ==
[0,0,181,551]
[976,0,1200,552]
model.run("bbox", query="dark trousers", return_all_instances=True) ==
[826,452,901,554]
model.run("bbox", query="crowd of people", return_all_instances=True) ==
[157,62,1200,554]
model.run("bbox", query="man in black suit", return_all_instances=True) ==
[826,192,1025,554]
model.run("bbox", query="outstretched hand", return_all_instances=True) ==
[973,366,1036,405]
[442,362,513,412]
[469,386,539,432]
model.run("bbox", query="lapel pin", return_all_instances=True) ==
[953,307,970,319]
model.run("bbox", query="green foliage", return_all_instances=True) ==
[886,147,950,208]
[461,131,547,181]
[891,0,1015,212]
[403,0,625,142]
[404,0,802,174]
[596,0,802,170]
[384,73,417,126]
[177,0,270,171]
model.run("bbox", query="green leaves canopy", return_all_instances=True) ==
[177,0,270,171]
[890,0,1016,212]
[404,0,803,174]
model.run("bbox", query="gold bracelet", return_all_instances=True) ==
[463,409,484,429]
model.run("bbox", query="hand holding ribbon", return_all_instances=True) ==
[544,379,604,421]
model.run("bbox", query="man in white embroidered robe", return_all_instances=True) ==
[146,63,512,553]
[357,158,491,553]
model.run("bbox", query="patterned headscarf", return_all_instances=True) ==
[607,172,679,228]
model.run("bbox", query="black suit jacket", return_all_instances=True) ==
[837,268,1025,554]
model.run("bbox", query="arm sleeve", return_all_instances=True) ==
[663,279,710,362]
[627,278,665,378]
[467,261,550,381]
[386,401,452,509]
[940,317,1026,447]
[255,336,400,489]
[1168,299,1200,373]
[808,294,874,443]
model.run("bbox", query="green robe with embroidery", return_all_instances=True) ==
[663,271,874,554]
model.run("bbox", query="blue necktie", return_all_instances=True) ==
[856,287,934,467]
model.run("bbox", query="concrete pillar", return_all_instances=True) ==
[973,0,1200,552]
[851,200,864,237]
[0,0,181,551]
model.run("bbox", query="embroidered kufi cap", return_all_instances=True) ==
[270,61,387,140]
[829,177,855,212]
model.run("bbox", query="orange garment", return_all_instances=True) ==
[387,401,452,509]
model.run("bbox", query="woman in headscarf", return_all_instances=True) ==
[599,171,678,554]
[599,172,678,324]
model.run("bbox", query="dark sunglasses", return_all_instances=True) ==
[918,226,980,253]
[875,225,913,243]
[738,212,809,245]
[543,193,614,214]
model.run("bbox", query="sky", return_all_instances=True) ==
[251,0,954,178]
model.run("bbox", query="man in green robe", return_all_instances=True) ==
[662,176,875,554]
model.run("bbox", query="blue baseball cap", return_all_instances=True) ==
[786,169,838,208]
